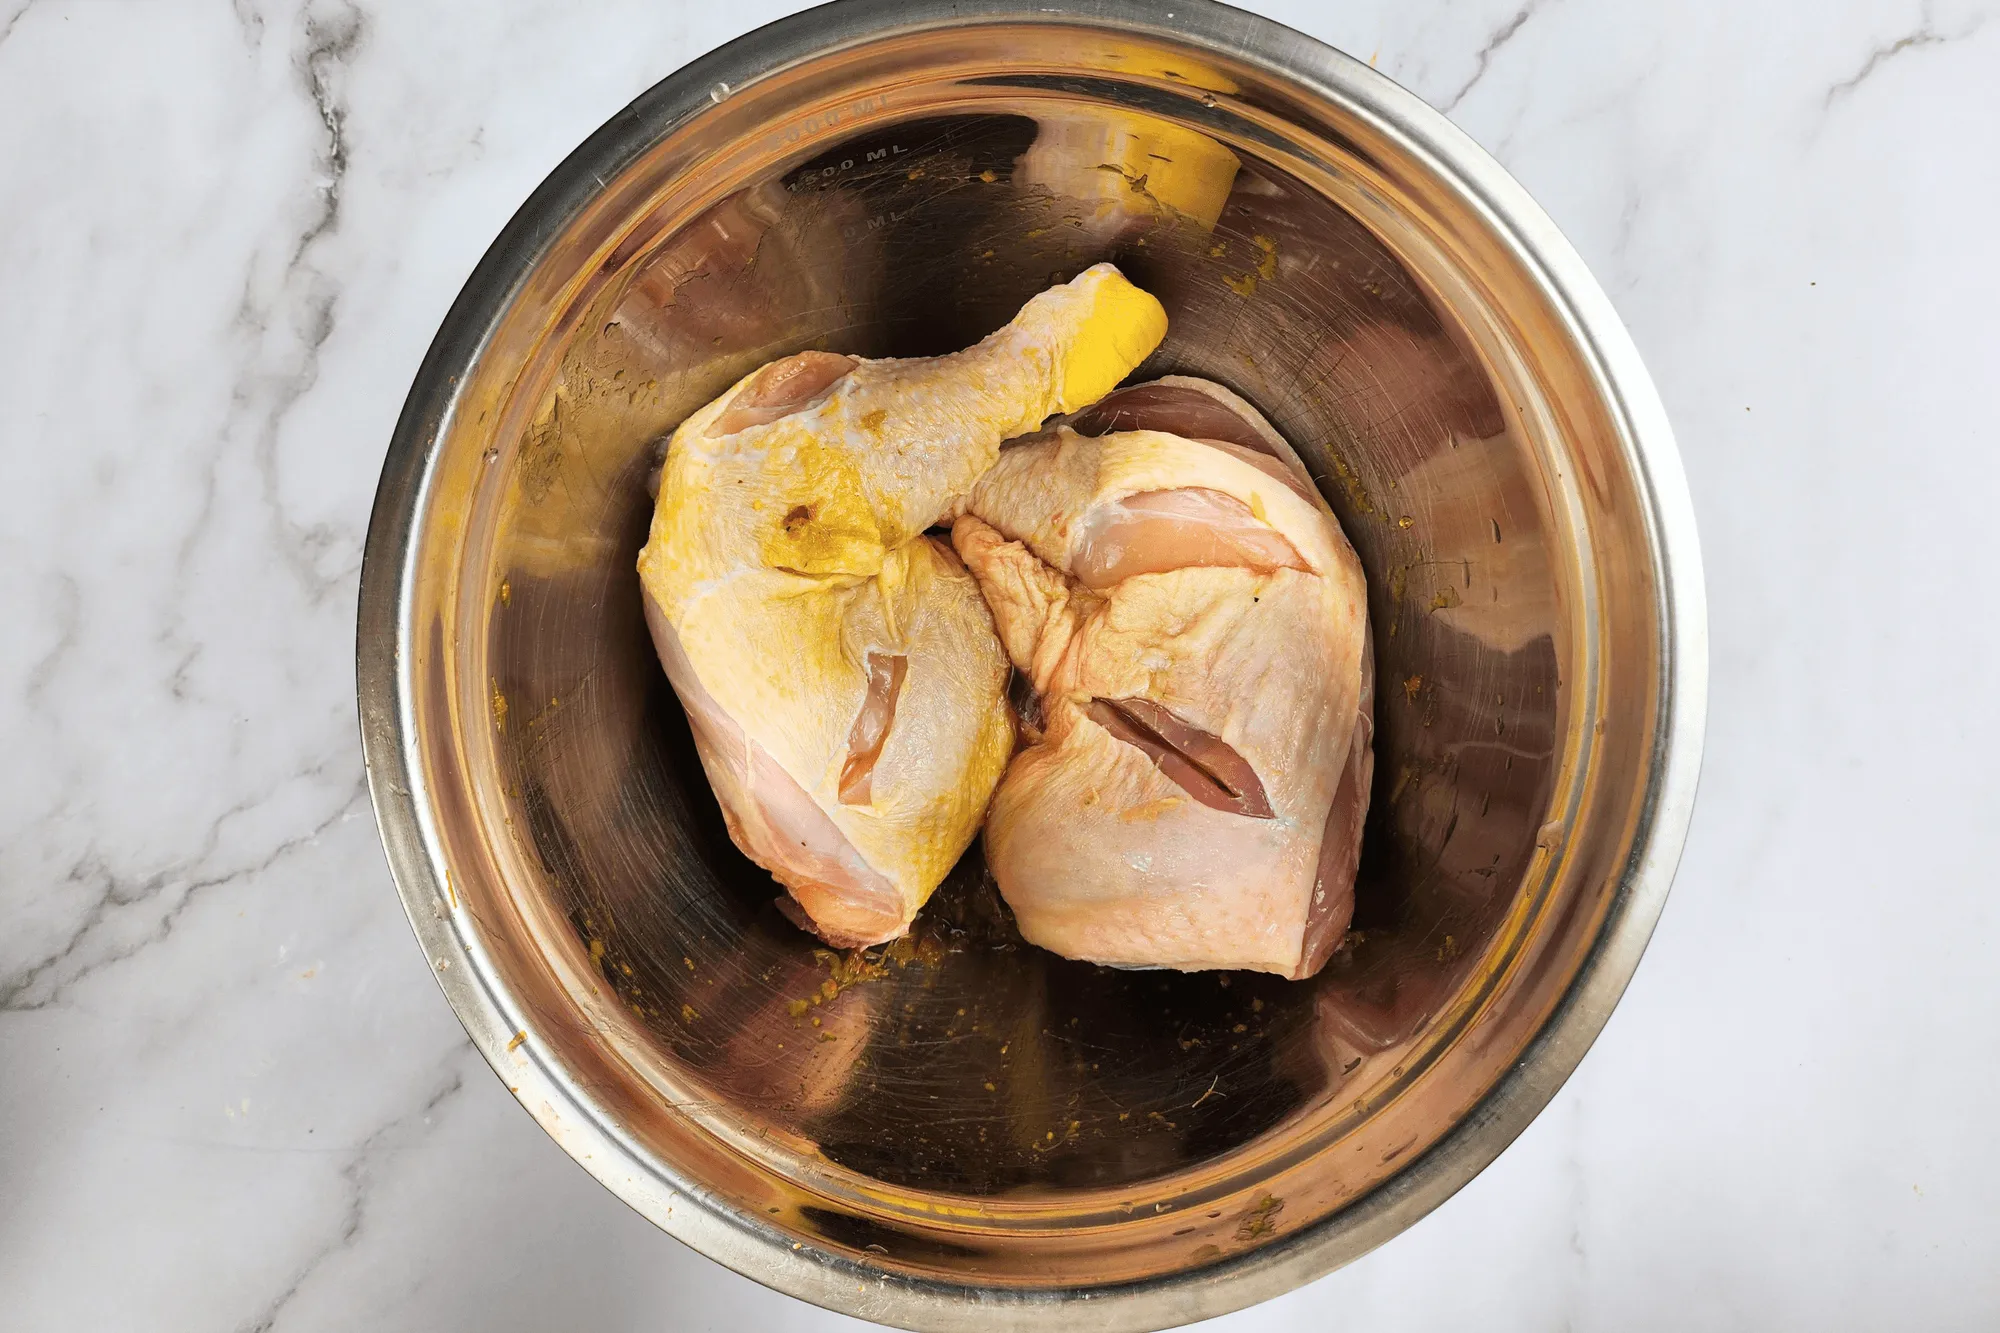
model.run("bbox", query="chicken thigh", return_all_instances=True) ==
[951,377,1372,978]
[638,264,1168,947]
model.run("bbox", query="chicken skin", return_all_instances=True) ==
[637,264,1168,947]
[951,377,1372,978]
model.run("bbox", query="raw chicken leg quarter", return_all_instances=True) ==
[637,264,1168,947]
[953,377,1374,979]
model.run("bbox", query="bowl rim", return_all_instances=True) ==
[356,1,1708,1327]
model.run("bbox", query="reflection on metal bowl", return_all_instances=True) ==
[356,2,1706,1328]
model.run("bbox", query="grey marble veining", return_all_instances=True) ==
[2,1,1995,1328]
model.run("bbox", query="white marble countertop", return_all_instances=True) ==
[3,0,1995,1328]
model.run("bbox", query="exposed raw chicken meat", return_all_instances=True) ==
[1068,487,1309,588]
[637,264,1168,946]
[952,377,1372,978]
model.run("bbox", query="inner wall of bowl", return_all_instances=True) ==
[456,35,1598,1283]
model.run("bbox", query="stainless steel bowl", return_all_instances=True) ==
[357,2,1705,1327]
